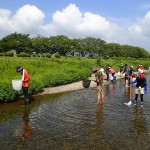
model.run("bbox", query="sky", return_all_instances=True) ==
[1,0,150,52]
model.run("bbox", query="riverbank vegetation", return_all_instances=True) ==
[0,56,150,103]
[0,57,96,103]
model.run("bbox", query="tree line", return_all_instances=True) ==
[0,32,149,58]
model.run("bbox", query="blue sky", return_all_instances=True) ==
[1,0,150,51]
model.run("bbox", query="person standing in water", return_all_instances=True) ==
[119,63,124,76]
[16,66,30,104]
[134,73,146,107]
[95,69,105,105]
[123,64,130,87]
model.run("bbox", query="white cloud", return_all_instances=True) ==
[128,11,150,43]
[12,5,45,34]
[0,9,12,34]
[0,5,45,37]
[0,3,150,51]
[49,4,121,40]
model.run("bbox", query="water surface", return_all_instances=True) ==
[0,74,150,150]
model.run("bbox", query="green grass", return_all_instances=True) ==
[0,56,150,103]
[0,57,96,102]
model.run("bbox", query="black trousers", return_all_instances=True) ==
[22,86,29,101]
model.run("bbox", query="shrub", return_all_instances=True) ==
[17,52,31,57]
[4,51,14,57]
[0,53,4,56]
[55,54,60,58]
[32,54,37,57]
[45,53,51,58]
[42,54,46,57]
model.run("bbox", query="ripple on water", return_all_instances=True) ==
[0,75,150,149]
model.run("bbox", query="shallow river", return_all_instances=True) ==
[0,74,150,150]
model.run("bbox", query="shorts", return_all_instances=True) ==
[135,87,144,94]
[125,76,129,80]
[96,85,104,94]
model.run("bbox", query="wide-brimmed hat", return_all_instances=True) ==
[16,66,23,72]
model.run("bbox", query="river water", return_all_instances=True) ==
[0,74,150,150]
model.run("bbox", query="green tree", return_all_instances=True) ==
[49,35,71,56]
[31,35,51,54]
[0,32,32,53]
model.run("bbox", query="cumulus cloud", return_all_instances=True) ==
[0,3,121,40]
[49,4,121,40]
[1,3,150,51]
[12,5,45,33]
[0,9,12,34]
[0,5,45,37]
[128,11,150,41]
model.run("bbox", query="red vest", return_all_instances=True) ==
[22,70,30,87]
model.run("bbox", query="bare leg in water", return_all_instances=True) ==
[97,92,104,105]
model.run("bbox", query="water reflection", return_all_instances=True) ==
[21,106,32,141]
[133,107,148,135]
[110,82,115,96]
[0,74,150,149]
[95,105,104,136]
[105,82,115,98]
[125,86,133,100]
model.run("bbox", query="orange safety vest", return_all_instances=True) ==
[22,70,30,87]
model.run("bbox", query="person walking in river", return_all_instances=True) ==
[108,67,116,80]
[16,66,30,104]
[119,63,124,76]
[134,73,147,107]
[128,66,134,86]
[123,64,130,87]
[95,69,105,105]
[105,65,110,80]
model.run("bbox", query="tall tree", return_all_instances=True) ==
[0,32,32,53]
[31,35,51,54]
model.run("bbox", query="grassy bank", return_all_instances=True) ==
[0,56,150,103]
[0,57,96,103]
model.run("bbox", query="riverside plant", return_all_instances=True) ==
[0,57,96,103]
[0,57,149,103]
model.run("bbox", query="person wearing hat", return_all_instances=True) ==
[16,66,30,104]
[128,66,134,85]
[123,64,130,87]
[95,69,105,105]
[105,65,110,80]
[134,72,147,107]
[108,67,115,80]
[119,63,124,76]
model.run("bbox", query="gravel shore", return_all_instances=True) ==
[36,73,122,96]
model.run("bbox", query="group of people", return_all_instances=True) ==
[16,63,147,107]
[93,63,147,107]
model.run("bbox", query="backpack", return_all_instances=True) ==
[124,68,130,76]
[96,71,103,85]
